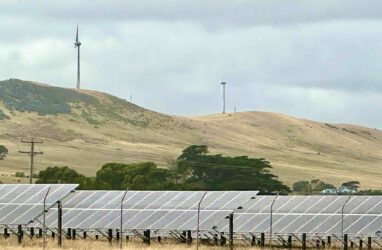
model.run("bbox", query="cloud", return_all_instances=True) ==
[0,1,381,128]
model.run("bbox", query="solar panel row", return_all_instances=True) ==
[38,191,258,231]
[0,184,78,225]
[216,195,382,236]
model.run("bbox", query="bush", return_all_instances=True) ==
[0,109,8,120]
[15,172,25,178]
[0,145,8,160]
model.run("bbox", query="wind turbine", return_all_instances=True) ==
[221,81,227,114]
[74,24,82,90]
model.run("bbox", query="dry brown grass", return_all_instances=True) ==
[0,238,265,250]
[1,88,382,188]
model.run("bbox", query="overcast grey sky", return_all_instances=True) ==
[0,0,381,128]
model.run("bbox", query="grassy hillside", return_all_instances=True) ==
[0,79,381,188]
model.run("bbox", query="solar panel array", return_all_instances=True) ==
[216,195,382,236]
[2,186,382,238]
[38,191,258,231]
[0,184,78,225]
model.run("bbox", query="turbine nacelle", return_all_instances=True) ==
[74,23,81,47]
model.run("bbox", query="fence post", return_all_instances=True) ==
[228,213,234,250]
[344,234,348,250]
[57,201,62,246]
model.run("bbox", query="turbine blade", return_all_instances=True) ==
[76,24,79,42]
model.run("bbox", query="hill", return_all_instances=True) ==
[0,79,381,188]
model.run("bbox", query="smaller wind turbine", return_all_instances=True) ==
[74,24,82,90]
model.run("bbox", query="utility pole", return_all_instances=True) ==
[19,138,43,184]
[221,81,227,114]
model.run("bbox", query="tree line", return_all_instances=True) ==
[36,145,291,194]
[292,179,382,195]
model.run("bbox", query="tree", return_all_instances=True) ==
[292,179,336,194]
[358,189,382,195]
[0,145,8,160]
[292,181,310,193]
[311,179,336,191]
[95,162,177,190]
[341,181,360,190]
[176,145,291,194]
[36,166,94,189]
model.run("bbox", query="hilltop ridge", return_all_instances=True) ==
[0,79,381,188]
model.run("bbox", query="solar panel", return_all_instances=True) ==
[0,184,78,225]
[218,195,382,236]
[37,191,258,231]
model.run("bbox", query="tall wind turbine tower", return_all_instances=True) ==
[221,81,227,114]
[74,24,82,90]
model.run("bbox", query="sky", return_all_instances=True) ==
[0,0,381,128]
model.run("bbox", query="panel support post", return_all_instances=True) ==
[116,230,120,241]
[214,234,218,245]
[30,227,34,238]
[302,233,306,250]
[344,234,348,250]
[359,238,363,249]
[220,232,227,246]
[288,235,292,248]
[67,228,71,240]
[143,230,151,245]
[4,228,8,239]
[367,237,372,249]
[327,235,331,247]
[57,200,62,246]
[72,229,76,240]
[108,229,113,245]
[181,231,186,243]
[228,213,234,250]
[39,228,43,238]
[251,235,256,246]
[260,232,265,247]
[187,230,192,244]
[83,232,87,239]
[17,225,23,245]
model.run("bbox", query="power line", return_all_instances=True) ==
[19,137,44,184]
